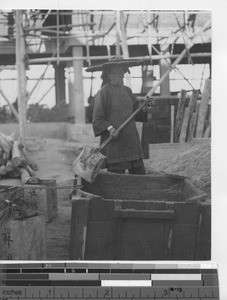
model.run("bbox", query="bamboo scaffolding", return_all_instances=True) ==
[41,9,51,26]
[26,39,64,103]
[145,40,203,99]
[24,23,96,32]
[37,10,204,16]
[28,52,211,64]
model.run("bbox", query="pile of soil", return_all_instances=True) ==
[147,142,211,197]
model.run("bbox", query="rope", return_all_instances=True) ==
[1,184,82,191]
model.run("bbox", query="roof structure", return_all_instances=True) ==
[0,10,211,66]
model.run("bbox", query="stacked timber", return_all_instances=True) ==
[174,78,211,143]
[0,132,38,183]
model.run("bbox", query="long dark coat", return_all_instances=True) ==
[92,82,146,165]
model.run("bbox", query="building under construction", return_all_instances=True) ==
[0,10,211,144]
[0,10,211,263]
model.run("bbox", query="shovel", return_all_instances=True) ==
[72,97,155,183]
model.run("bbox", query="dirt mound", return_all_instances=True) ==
[148,143,211,197]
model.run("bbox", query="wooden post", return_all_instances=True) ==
[179,108,190,143]
[115,11,121,57]
[170,105,175,143]
[54,63,66,104]
[187,102,200,142]
[195,78,211,138]
[56,10,60,66]
[15,10,27,145]
[203,106,211,138]
[174,90,187,142]
[120,11,131,88]
[72,46,85,124]
[179,90,199,143]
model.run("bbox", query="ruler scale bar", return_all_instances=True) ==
[0,263,219,299]
[0,286,220,298]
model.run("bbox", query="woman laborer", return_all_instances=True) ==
[86,57,153,175]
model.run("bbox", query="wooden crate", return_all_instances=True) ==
[70,172,210,260]
[23,179,58,222]
[0,214,46,260]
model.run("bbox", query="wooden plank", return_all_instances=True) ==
[172,224,198,260]
[179,107,190,143]
[203,105,211,138]
[113,200,123,260]
[174,90,187,142]
[174,202,200,224]
[195,78,211,137]
[85,221,114,260]
[188,90,199,115]
[186,89,200,143]
[203,123,211,138]
[119,219,168,260]
[69,198,90,260]
[114,208,174,220]
[170,105,175,143]
[187,102,200,142]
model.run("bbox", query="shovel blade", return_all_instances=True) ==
[72,146,106,183]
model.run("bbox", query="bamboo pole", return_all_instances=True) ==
[56,10,60,66]
[24,23,96,32]
[37,83,55,104]
[15,10,27,146]
[120,11,131,88]
[174,90,187,142]
[115,11,121,57]
[179,107,190,143]
[41,9,51,26]
[170,105,175,144]
[195,78,211,138]
[147,10,153,63]
[28,52,211,64]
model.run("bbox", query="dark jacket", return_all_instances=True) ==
[92,83,146,164]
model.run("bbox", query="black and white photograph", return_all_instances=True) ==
[0,9,212,262]
[2,0,227,298]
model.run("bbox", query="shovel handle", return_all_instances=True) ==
[97,136,113,152]
[97,97,154,152]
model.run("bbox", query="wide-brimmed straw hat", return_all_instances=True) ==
[86,56,145,73]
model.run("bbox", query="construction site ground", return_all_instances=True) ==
[0,137,211,260]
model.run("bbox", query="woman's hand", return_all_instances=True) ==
[142,97,156,112]
[109,127,119,139]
